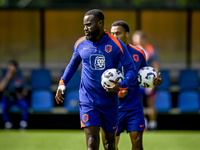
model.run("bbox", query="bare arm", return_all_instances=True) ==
[0,71,13,91]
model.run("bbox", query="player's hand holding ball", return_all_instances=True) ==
[138,66,162,88]
[153,72,162,87]
[105,79,120,93]
[55,85,66,104]
[101,68,124,93]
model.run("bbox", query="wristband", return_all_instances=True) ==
[58,85,66,91]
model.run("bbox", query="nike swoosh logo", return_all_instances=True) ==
[113,126,117,129]
[83,47,89,50]
[140,125,145,127]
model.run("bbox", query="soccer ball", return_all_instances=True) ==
[138,66,158,88]
[101,68,124,88]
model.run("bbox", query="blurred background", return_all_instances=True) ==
[0,0,200,130]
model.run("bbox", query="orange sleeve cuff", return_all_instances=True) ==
[118,91,122,98]
[119,87,127,91]
[59,78,65,86]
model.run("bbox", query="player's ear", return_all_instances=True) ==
[98,20,103,27]
[126,32,129,38]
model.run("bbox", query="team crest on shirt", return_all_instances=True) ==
[90,54,105,70]
[82,114,89,123]
[113,126,118,133]
[105,45,112,53]
[133,54,139,62]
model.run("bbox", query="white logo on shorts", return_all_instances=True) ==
[90,54,105,70]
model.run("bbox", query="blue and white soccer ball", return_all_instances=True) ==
[138,66,158,88]
[101,68,124,88]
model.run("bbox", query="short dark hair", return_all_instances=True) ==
[132,30,147,39]
[111,20,130,33]
[8,60,18,69]
[85,9,104,22]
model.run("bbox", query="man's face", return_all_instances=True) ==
[83,15,100,41]
[8,63,17,74]
[132,34,141,46]
[110,26,128,44]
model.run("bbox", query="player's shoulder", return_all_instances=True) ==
[74,36,87,50]
[106,32,126,54]
[128,44,146,59]
[115,38,127,54]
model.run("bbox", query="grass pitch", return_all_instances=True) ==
[0,129,200,150]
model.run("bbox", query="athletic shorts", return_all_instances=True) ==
[80,104,118,133]
[116,109,145,136]
[140,86,158,101]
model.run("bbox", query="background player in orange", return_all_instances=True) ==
[132,30,160,130]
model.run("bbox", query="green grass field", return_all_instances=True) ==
[1,129,200,150]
